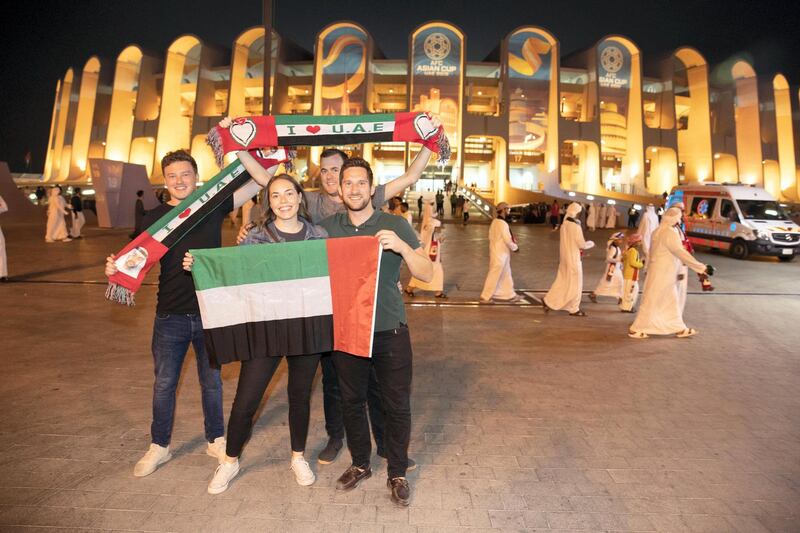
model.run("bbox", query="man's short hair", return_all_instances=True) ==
[136,190,144,197]
[161,149,197,175]
[320,148,349,163]
[340,157,374,186]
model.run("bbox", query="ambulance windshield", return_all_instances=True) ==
[737,200,789,221]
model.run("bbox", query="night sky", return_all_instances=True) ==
[2,0,798,173]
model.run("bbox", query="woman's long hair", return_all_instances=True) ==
[254,173,311,235]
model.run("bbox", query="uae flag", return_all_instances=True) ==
[190,236,382,363]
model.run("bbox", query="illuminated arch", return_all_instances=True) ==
[105,45,144,163]
[731,60,762,185]
[313,21,372,117]
[771,74,796,199]
[595,35,645,195]
[43,79,62,181]
[52,68,76,181]
[503,26,560,194]
[228,27,282,118]
[408,21,465,176]
[69,56,103,178]
[155,35,203,181]
[672,47,713,183]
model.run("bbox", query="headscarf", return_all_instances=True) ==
[661,206,683,228]
[566,202,582,218]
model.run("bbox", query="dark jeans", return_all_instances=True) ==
[150,313,224,447]
[320,353,384,450]
[334,326,413,478]
[226,354,320,457]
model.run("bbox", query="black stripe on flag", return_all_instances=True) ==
[204,315,334,365]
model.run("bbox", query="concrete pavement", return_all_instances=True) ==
[0,219,798,532]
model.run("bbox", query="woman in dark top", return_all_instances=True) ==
[184,173,328,494]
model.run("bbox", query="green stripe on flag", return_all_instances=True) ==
[191,239,329,290]
[274,114,395,126]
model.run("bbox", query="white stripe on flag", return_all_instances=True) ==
[275,122,395,137]
[196,276,332,329]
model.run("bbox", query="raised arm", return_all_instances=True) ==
[217,117,279,209]
[382,115,442,199]
[382,146,432,199]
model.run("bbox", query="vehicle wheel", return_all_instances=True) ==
[778,255,795,262]
[729,239,749,260]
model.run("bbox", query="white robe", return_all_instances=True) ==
[70,209,85,238]
[45,190,69,241]
[593,243,624,298]
[637,206,659,261]
[586,203,597,231]
[543,217,594,313]
[0,195,7,277]
[630,224,707,335]
[409,203,444,292]
[597,205,607,229]
[480,217,518,300]
[605,207,617,228]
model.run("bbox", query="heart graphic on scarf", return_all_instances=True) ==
[306,125,321,134]
[178,208,192,219]
[230,119,256,147]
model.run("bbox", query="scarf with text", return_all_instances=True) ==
[207,112,450,167]
[105,148,291,306]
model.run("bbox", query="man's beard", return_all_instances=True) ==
[343,195,370,212]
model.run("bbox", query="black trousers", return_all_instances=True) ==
[226,354,320,457]
[320,352,385,450]
[333,326,413,478]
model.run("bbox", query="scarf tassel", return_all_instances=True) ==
[434,132,451,168]
[105,282,135,306]
[206,128,225,168]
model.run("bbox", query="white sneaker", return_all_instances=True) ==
[208,460,240,494]
[133,443,172,477]
[207,436,226,462]
[290,456,316,486]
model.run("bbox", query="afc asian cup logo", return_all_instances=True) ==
[424,33,451,60]
[600,46,624,73]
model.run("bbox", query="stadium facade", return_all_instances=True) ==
[43,22,800,205]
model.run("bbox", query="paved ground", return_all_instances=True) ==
[1,217,799,532]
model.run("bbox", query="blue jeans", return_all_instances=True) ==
[150,313,224,446]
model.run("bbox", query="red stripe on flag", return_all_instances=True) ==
[326,236,381,358]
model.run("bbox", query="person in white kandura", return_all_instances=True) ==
[628,207,714,339]
[405,198,446,298]
[636,203,659,262]
[45,186,71,243]
[586,202,597,232]
[589,231,625,304]
[605,205,618,228]
[597,203,607,231]
[480,202,520,303]
[542,202,595,316]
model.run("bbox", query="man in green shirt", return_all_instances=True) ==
[319,157,433,506]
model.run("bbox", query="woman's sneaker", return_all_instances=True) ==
[206,436,227,463]
[208,460,240,494]
[291,456,316,486]
[133,443,172,477]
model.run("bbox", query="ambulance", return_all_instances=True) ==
[669,183,800,261]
